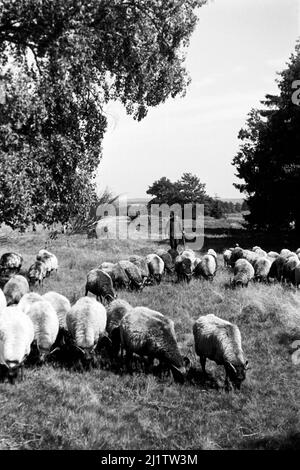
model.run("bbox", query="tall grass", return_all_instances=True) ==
[0,233,299,450]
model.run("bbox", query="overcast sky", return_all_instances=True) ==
[97,0,299,200]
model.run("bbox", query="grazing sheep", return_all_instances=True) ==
[106,299,133,356]
[18,292,43,314]
[282,256,300,284]
[168,248,179,263]
[223,249,232,267]
[43,292,71,330]
[181,249,197,264]
[66,297,108,365]
[242,249,260,266]
[119,307,187,383]
[85,268,117,303]
[129,256,150,283]
[0,289,7,312]
[156,250,174,274]
[253,257,273,282]
[0,252,23,276]
[269,255,290,282]
[26,300,59,363]
[193,314,248,390]
[232,259,254,287]
[36,249,58,276]
[118,261,144,291]
[0,306,34,384]
[27,261,47,286]
[3,275,29,306]
[145,254,164,284]
[100,262,130,290]
[195,254,217,281]
[175,255,193,283]
[229,247,244,267]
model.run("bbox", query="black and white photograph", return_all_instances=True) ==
[0,0,299,454]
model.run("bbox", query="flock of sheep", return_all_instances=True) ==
[224,245,300,287]
[0,246,249,391]
[1,243,297,390]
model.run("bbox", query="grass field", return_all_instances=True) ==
[0,232,299,450]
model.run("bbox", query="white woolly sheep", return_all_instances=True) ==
[193,313,248,390]
[0,306,34,383]
[145,254,164,284]
[253,257,273,282]
[280,249,294,258]
[119,307,187,383]
[66,297,108,365]
[195,254,217,281]
[3,275,29,306]
[43,291,71,330]
[26,300,59,363]
[223,249,232,267]
[18,292,43,314]
[232,259,254,287]
[129,256,150,283]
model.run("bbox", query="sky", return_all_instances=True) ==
[97,0,300,200]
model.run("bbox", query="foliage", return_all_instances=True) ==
[147,172,243,217]
[233,41,300,233]
[0,0,206,229]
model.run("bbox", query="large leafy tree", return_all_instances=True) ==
[0,0,206,228]
[147,172,210,207]
[233,41,300,233]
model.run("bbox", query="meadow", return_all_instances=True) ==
[0,232,299,450]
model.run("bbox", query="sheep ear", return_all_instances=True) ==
[244,360,249,370]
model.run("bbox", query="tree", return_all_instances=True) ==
[233,41,300,233]
[147,172,209,206]
[0,0,206,229]
[210,198,225,219]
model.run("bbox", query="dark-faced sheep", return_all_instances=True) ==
[118,261,144,291]
[100,262,130,290]
[28,261,47,286]
[106,299,133,358]
[119,307,187,383]
[0,252,23,277]
[156,250,174,274]
[193,314,248,391]
[129,256,150,284]
[85,268,117,303]
[145,254,164,284]
[175,255,193,283]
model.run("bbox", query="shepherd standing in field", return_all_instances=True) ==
[166,213,185,251]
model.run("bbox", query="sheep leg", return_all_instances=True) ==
[200,355,207,375]
[224,371,232,392]
[125,351,133,374]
